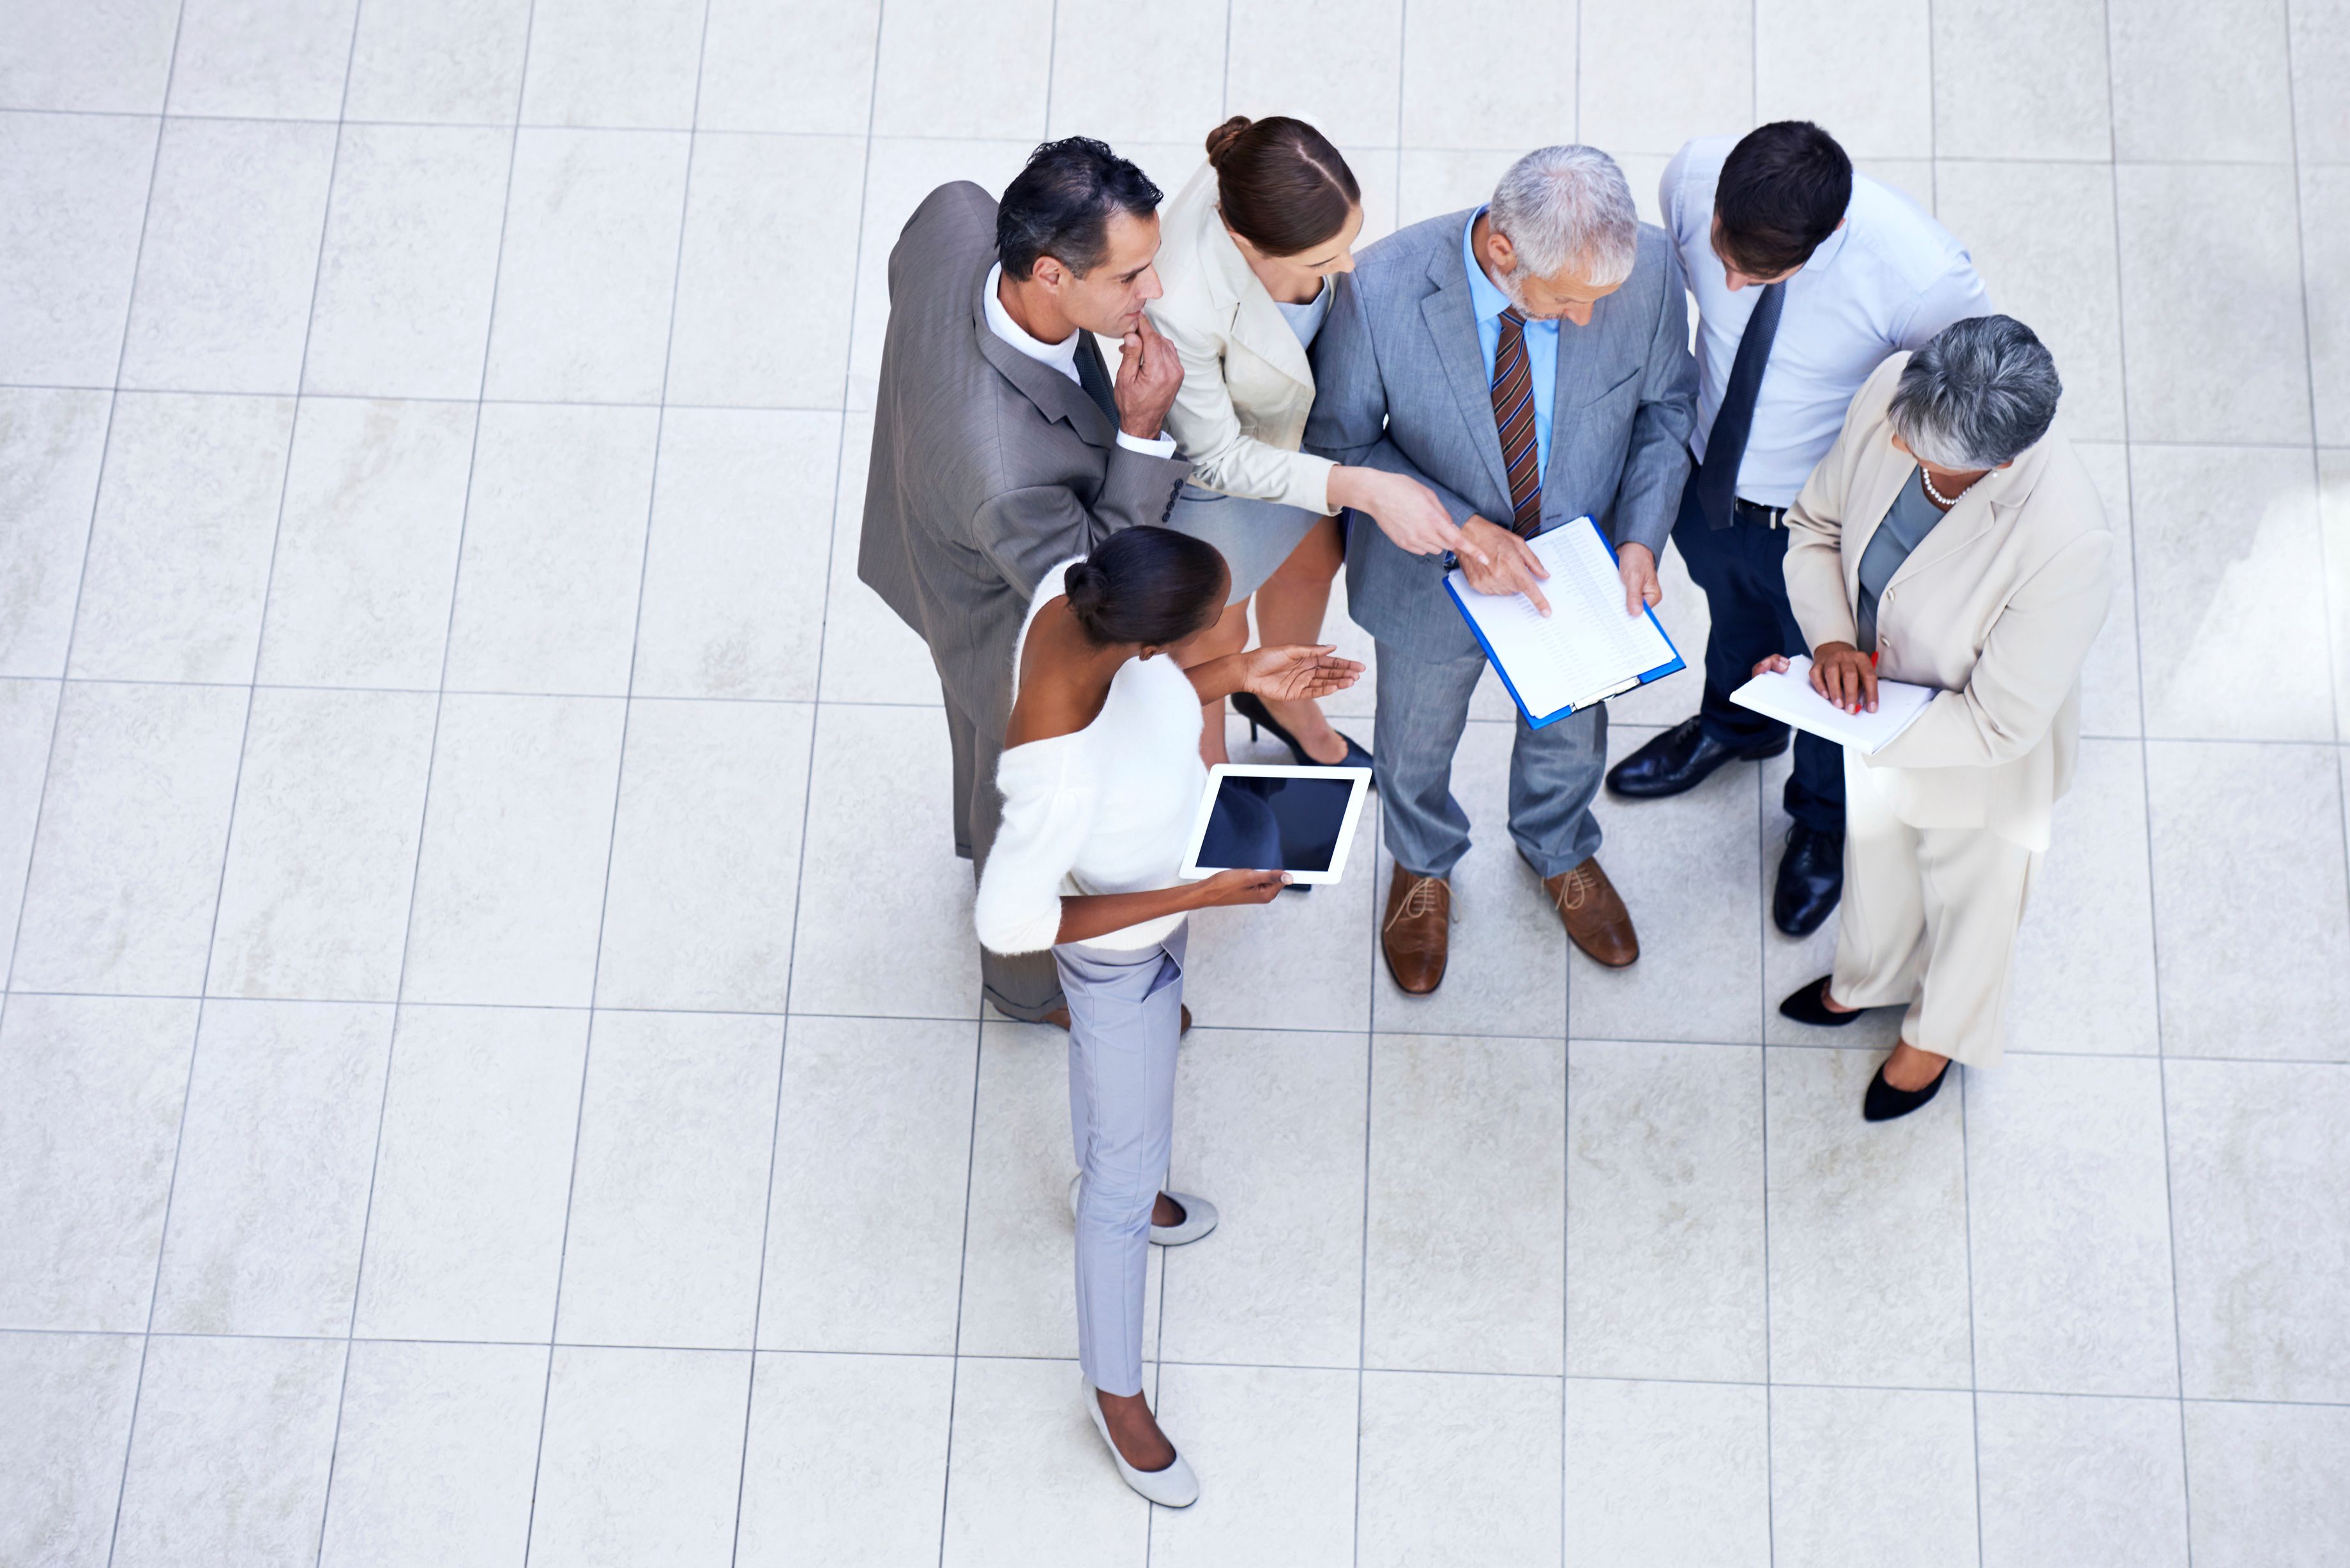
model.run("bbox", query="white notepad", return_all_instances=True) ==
[1729,654,1937,754]
[1444,518,1684,728]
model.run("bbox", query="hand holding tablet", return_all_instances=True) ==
[1179,764,1375,884]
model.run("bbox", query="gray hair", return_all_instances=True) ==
[1888,315,2063,469]
[1488,145,1640,287]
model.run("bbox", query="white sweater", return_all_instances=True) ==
[973,562,1208,955]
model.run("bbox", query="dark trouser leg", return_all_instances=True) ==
[1674,482,1796,753]
[944,687,1065,1021]
[1766,566,1847,831]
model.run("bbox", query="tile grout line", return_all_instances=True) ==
[1755,762,1777,1568]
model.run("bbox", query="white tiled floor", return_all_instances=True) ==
[1,1,2347,1564]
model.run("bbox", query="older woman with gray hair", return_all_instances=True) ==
[1761,315,2113,1120]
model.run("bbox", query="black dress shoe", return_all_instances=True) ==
[1605,716,1788,800]
[1773,823,1845,937]
[1231,691,1373,773]
[1864,1059,1951,1122]
[1777,975,1865,1027]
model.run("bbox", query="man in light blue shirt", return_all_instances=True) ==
[1462,207,1559,476]
[1605,121,1991,939]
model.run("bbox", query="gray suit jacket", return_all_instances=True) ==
[1305,210,1698,660]
[858,181,1193,732]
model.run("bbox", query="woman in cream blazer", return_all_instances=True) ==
[1763,316,2113,1120]
[1149,116,1457,768]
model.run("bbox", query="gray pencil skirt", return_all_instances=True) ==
[1160,483,1325,603]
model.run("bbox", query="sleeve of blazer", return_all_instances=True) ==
[1871,529,2114,771]
[1610,241,1699,558]
[969,442,1194,601]
[1155,308,1337,512]
[1303,271,1482,527]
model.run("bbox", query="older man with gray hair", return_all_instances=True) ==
[1306,145,1697,994]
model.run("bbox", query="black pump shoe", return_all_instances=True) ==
[1863,1058,1952,1122]
[1231,691,1373,773]
[1778,975,1865,1027]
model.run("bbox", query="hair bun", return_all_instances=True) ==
[1062,559,1108,619]
[1203,116,1252,167]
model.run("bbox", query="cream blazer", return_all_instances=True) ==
[1144,163,1338,513]
[1784,352,2115,851]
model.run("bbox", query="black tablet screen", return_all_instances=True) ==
[1195,774,1358,873]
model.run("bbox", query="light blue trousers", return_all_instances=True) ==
[1056,923,1187,1398]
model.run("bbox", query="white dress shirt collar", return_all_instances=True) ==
[983,261,1084,386]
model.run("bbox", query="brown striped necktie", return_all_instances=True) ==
[1490,306,1543,536]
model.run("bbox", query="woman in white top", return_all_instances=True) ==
[1150,116,1468,771]
[975,527,1360,1506]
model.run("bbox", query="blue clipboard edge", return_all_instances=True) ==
[1443,516,1686,730]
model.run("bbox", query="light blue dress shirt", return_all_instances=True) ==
[1462,208,1557,477]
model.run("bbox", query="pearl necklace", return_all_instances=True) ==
[1918,466,1977,508]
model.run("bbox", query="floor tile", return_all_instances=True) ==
[595,698,812,1011]
[955,1020,1162,1361]
[12,681,246,996]
[113,1334,344,1568]
[2130,445,2331,742]
[0,110,156,386]
[1755,0,1930,158]
[2006,738,2160,1056]
[1370,721,1568,1037]
[207,688,436,1000]
[166,0,359,119]
[0,680,61,924]
[0,1331,143,1568]
[1365,1033,1564,1375]
[1159,1029,1368,1369]
[1567,1039,1766,1383]
[151,999,392,1336]
[870,0,1050,140]
[1562,1377,1771,1568]
[1579,0,1752,155]
[0,0,183,112]
[1356,1369,1562,1568]
[938,1355,1149,1568]
[2068,441,2144,737]
[1975,1392,2188,1568]
[1766,1044,1973,1389]
[257,396,474,689]
[0,388,112,677]
[1225,0,1402,148]
[1149,1362,1358,1568]
[555,1009,780,1349]
[1396,1,1572,152]
[2145,742,2350,1057]
[1572,725,1763,1044]
[519,0,705,130]
[120,117,337,395]
[528,1345,749,1568]
[1931,0,2112,160]
[483,128,690,402]
[443,402,658,695]
[400,695,624,1007]
[1045,0,1224,145]
[350,1003,587,1341]
[315,1339,545,1568]
[2305,167,2350,447]
[2183,1399,2350,1567]
[630,409,837,700]
[2166,1058,2350,1401]
[0,995,194,1330]
[667,132,863,408]
[1935,160,2126,443]
[698,0,879,135]
[304,124,511,400]
[1769,1384,1978,1568]
[1965,1054,2178,1396]
[2325,449,2350,741]
[817,416,943,705]
[1182,853,1374,1032]
[736,1351,953,1568]
[343,0,531,123]
[2293,0,2350,162]
[788,702,982,1019]
[2115,165,2312,445]
[70,391,293,684]
[1398,148,1522,229]
[759,1016,976,1355]
[2109,0,2295,163]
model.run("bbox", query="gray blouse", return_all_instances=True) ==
[1854,472,1945,651]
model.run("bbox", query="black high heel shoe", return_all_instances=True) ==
[1229,691,1374,773]
[1863,1058,1951,1122]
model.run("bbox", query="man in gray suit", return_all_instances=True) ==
[1307,145,1697,994]
[860,139,1189,1023]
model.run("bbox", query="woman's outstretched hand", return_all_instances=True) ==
[1238,644,1365,704]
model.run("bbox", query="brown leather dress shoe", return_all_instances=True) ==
[1381,866,1452,994]
[1543,857,1638,967]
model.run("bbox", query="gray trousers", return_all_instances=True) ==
[1058,923,1187,1398]
[944,686,1063,1021]
[1371,638,1607,880]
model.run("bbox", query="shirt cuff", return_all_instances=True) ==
[1115,428,1178,458]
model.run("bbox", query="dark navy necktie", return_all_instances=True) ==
[1692,280,1785,529]
[1074,333,1120,426]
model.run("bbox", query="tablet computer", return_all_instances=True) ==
[1178,764,1374,886]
